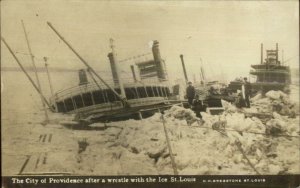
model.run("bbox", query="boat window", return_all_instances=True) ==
[162,87,167,97]
[92,90,106,104]
[125,88,137,99]
[56,101,66,112]
[158,86,163,97]
[82,93,93,106]
[64,98,75,111]
[73,95,84,108]
[166,87,171,96]
[153,86,159,97]
[114,89,121,101]
[106,89,116,102]
[146,86,154,97]
[137,87,147,98]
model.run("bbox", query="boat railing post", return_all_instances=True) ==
[151,85,155,97]
[90,91,96,106]
[156,86,160,97]
[71,97,78,113]
[138,111,143,120]
[135,86,140,99]
[144,85,149,97]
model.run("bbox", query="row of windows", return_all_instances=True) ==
[257,74,290,83]
[56,86,170,112]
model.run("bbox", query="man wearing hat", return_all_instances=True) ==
[242,77,252,108]
[186,81,195,107]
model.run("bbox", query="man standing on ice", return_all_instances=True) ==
[242,77,252,108]
[192,94,206,118]
[186,81,195,107]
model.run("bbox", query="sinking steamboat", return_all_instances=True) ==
[49,38,178,122]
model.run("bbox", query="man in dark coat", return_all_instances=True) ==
[186,81,195,107]
[243,77,252,108]
[192,95,207,118]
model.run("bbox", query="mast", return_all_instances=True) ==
[261,43,263,64]
[43,57,54,96]
[282,50,284,65]
[200,58,206,82]
[276,43,279,64]
[21,20,49,123]
[1,37,52,109]
[47,22,129,107]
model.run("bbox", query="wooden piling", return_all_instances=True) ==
[161,114,178,175]
[19,155,31,175]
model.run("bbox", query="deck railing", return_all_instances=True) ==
[49,78,171,107]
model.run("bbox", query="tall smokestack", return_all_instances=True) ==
[78,69,88,85]
[180,54,188,82]
[276,43,278,64]
[108,52,119,84]
[109,38,126,99]
[261,43,263,64]
[152,40,166,81]
[130,65,137,82]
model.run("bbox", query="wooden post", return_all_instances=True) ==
[161,114,178,175]
[21,20,49,123]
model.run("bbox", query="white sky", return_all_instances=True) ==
[1,0,299,82]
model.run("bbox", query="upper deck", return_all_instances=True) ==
[50,79,172,113]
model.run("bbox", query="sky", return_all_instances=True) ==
[1,0,299,83]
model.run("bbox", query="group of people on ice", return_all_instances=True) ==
[186,77,252,118]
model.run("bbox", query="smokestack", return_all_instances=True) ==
[109,38,126,99]
[261,43,263,64]
[108,52,119,84]
[130,65,137,82]
[180,54,188,82]
[276,43,278,64]
[152,40,166,80]
[78,69,88,85]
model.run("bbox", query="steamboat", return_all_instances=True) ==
[49,38,181,123]
[228,43,291,94]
